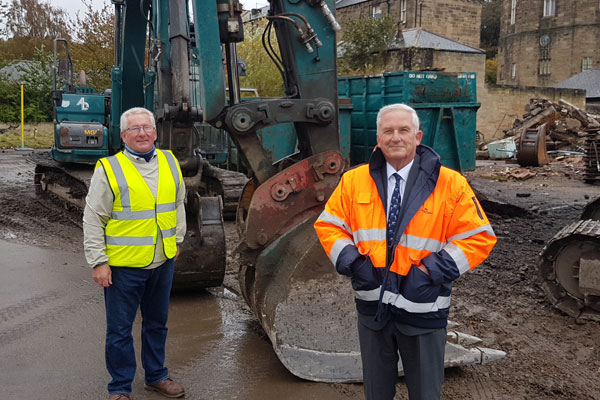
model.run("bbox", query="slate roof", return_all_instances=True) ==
[335,0,368,9]
[389,28,484,54]
[554,69,600,99]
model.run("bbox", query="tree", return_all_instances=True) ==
[480,0,501,57]
[485,59,498,85]
[237,19,285,97]
[338,16,398,75]
[69,1,114,91]
[0,37,52,65]
[0,0,69,39]
[0,46,53,122]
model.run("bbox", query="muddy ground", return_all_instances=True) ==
[1,150,599,399]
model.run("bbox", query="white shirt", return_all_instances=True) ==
[386,160,413,220]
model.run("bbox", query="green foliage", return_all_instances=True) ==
[0,1,112,122]
[0,79,20,122]
[338,16,398,74]
[69,1,114,91]
[237,20,284,97]
[485,59,498,85]
[0,46,53,122]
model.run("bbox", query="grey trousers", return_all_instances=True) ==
[357,313,446,400]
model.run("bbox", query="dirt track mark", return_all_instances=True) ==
[0,291,103,347]
[468,370,497,400]
[0,291,62,322]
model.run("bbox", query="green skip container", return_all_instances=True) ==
[338,71,480,172]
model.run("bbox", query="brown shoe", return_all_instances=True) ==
[108,394,131,400]
[144,377,185,398]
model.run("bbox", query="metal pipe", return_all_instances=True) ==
[226,43,241,105]
[114,2,123,67]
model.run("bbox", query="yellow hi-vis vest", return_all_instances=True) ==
[97,149,183,268]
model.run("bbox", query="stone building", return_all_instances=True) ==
[335,0,482,48]
[497,0,600,87]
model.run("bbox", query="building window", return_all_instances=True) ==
[539,60,552,76]
[511,0,517,25]
[543,0,555,17]
[400,0,407,23]
[539,40,551,76]
[372,5,383,19]
[512,63,516,79]
[583,57,593,71]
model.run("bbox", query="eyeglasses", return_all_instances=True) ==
[126,125,155,133]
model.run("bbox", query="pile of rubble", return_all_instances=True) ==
[504,98,600,152]
[480,99,600,183]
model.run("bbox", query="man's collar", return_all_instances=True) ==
[124,148,157,162]
[386,159,413,182]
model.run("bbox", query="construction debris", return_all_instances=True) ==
[496,99,600,182]
[504,98,600,153]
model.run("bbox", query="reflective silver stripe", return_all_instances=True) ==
[111,209,155,220]
[445,242,470,275]
[398,234,444,252]
[161,227,176,238]
[106,155,130,208]
[447,224,496,242]
[105,236,154,246]
[381,290,451,313]
[353,286,382,301]
[161,150,181,195]
[329,238,355,265]
[157,202,176,213]
[317,210,352,236]
[354,228,385,243]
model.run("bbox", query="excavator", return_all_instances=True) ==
[34,0,505,383]
[538,197,600,322]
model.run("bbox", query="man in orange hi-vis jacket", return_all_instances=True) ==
[314,104,497,400]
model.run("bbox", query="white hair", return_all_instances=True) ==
[376,103,420,133]
[120,107,156,132]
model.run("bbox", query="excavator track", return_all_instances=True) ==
[202,165,248,220]
[33,152,90,212]
[538,219,600,321]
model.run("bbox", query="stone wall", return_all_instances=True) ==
[497,0,600,87]
[337,0,482,48]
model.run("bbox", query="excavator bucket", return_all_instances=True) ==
[236,152,505,382]
[239,217,505,382]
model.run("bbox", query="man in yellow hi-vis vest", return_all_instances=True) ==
[83,107,186,400]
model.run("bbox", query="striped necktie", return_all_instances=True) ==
[387,173,401,243]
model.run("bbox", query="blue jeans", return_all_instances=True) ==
[104,259,174,395]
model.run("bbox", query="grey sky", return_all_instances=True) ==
[56,0,269,18]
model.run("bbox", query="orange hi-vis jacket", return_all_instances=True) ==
[314,145,497,328]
